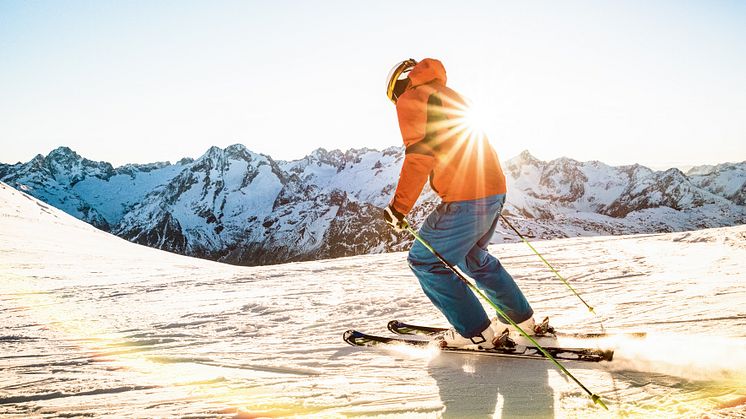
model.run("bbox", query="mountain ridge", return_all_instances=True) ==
[2,144,744,266]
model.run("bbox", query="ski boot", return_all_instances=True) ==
[492,328,517,351]
[436,325,498,350]
[533,317,556,336]
[493,316,558,347]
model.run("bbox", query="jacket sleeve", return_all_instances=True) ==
[390,90,437,215]
[391,152,435,214]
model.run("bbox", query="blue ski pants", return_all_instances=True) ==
[408,194,534,338]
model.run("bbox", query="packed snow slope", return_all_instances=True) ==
[1,182,746,418]
[2,145,744,266]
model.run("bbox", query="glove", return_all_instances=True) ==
[383,205,408,233]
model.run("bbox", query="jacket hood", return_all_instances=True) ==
[409,58,447,87]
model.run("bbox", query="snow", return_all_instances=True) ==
[72,165,183,223]
[2,181,746,417]
[231,164,284,216]
[576,162,629,209]
[304,205,339,247]
[689,162,746,203]
[282,148,401,208]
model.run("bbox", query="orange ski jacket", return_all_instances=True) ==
[391,58,507,215]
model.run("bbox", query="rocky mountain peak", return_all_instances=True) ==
[198,146,224,161]
[195,144,269,167]
[29,154,46,169]
[661,167,687,180]
[507,150,541,168]
[46,146,80,161]
[224,143,256,161]
[687,161,746,206]
[687,161,746,177]
[687,164,718,177]
[41,146,114,185]
[382,146,403,158]
[310,147,330,158]
[310,148,344,165]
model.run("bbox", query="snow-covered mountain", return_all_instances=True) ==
[499,151,746,238]
[0,147,185,230]
[1,145,744,266]
[110,145,416,265]
[687,161,746,206]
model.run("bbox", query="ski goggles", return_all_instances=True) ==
[386,58,417,104]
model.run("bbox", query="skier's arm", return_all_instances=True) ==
[391,151,434,215]
[390,92,438,215]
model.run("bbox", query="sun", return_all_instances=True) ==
[426,95,498,148]
[461,101,493,137]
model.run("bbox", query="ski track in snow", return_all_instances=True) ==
[1,182,746,418]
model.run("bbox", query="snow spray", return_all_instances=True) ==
[603,333,746,382]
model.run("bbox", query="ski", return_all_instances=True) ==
[387,319,647,339]
[343,330,614,362]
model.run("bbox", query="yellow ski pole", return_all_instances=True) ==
[500,215,596,314]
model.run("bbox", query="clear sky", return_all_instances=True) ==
[1,0,745,169]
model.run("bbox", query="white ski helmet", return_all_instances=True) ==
[386,58,418,104]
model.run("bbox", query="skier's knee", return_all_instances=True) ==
[465,253,490,273]
[406,252,423,271]
[407,249,435,273]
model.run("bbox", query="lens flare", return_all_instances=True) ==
[424,95,494,148]
[461,102,492,137]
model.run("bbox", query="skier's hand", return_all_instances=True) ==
[383,205,408,233]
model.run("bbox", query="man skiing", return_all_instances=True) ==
[382,58,546,349]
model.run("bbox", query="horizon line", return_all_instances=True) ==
[2,143,743,174]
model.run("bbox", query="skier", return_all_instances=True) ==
[383,58,547,349]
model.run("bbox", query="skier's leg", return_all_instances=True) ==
[407,203,491,338]
[460,196,534,325]
[463,245,534,324]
